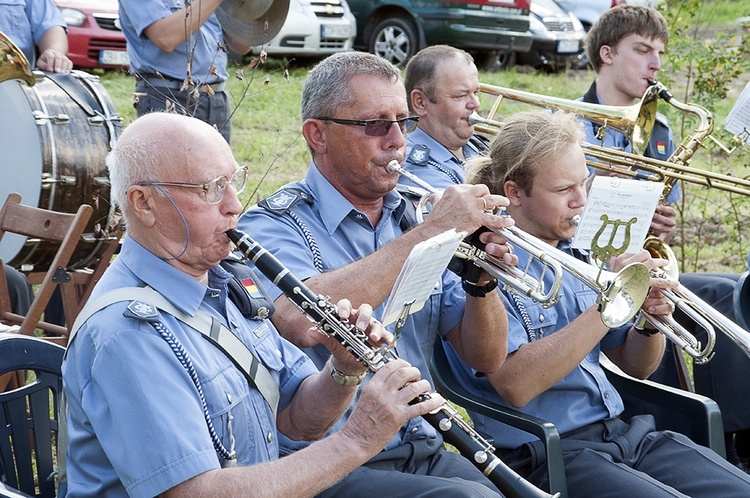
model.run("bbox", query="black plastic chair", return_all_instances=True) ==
[733,271,750,331]
[0,333,65,498]
[430,338,726,498]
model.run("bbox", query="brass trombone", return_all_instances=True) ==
[387,161,651,328]
[0,30,35,86]
[471,82,750,200]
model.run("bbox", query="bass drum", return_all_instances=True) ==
[0,70,123,271]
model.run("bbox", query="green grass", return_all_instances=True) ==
[87,0,750,274]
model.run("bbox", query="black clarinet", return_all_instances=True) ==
[227,229,558,498]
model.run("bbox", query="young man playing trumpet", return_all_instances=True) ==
[583,4,750,470]
[445,110,750,496]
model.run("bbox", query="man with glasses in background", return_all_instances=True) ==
[238,51,517,497]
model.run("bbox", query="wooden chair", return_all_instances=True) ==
[430,338,726,498]
[0,333,65,498]
[0,193,92,345]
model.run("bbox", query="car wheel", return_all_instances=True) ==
[478,51,517,72]
[368,16,418,67]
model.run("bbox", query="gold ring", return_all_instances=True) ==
[481,197,488,211]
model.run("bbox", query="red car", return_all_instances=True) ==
[54,0,129,69]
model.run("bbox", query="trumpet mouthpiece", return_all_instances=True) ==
[386,160,401,174]
[571,215,581,227]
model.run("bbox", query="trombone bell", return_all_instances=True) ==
[0,30,34,86]
[477,82,661,154]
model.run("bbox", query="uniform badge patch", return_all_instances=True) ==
[266,190,299,211]
[124,300,159,321]
[657,141,666,155]
[407,144,430,165]
[242,277,263,299]
[252,321,270,338]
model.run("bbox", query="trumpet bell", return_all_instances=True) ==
[600,263,651,328]
[0,31,34,86]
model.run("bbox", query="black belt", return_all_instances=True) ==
[136,74,226,93]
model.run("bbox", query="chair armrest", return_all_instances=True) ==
[430,339,568,498]
[600,354,725,457]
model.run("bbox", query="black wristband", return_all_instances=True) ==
[462,278,499,298]
[633,325,660,336]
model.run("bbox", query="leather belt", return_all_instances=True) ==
[136,74,226,93]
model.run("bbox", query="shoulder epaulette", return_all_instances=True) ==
[258,186,312,214]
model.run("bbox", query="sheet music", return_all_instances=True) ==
[725,81,750,144]
[382,229,466,326]
[572,176,663,254]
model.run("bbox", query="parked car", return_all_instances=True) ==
[253,0,357,57]
[516,0,586,71]
[53,0,128,69]
[552,0,625,30]
[344,0,533,68]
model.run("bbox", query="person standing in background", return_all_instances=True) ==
[118,0,250,143]
[0,0,73,73]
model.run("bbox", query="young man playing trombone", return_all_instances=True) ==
[445,109,750,496]
[583,4,750,471]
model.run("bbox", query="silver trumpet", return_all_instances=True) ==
[387,161,651,328]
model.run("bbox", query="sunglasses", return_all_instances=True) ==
[317,116,419,137]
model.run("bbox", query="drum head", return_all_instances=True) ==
[0,79,42,262]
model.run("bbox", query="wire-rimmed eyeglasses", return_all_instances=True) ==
[138,165,248,204]
[316,116,419,137]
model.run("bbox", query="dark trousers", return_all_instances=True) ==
[134,79,231,143]
[502,415,750,497]
[647,272,750,463]
[315,437,503,498]
[5,264,33,314]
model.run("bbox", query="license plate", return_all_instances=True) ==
[99,50,130,66]
[557,39,580,54]
[321,24,351,39]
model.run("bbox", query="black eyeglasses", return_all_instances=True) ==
[316,116,418,137]
[138,166,248,205]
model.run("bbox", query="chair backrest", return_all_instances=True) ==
[0,333,65,498]
[733,271,750,332]
[430,338,727,498]
[0,193,93,343]
[429,338,568,498]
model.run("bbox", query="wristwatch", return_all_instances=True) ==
[330,365,366,386]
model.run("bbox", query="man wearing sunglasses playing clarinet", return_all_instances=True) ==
[239,51,518,497]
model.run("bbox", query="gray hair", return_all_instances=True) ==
[301,52,401,120]
[466,111,583,195]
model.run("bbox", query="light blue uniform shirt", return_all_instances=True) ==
[118,0,228,83]
[401,127,473,188]
[63,237,317,498]
[238,162,467,452]
[0,0,66,68]
[445,239,630,448]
